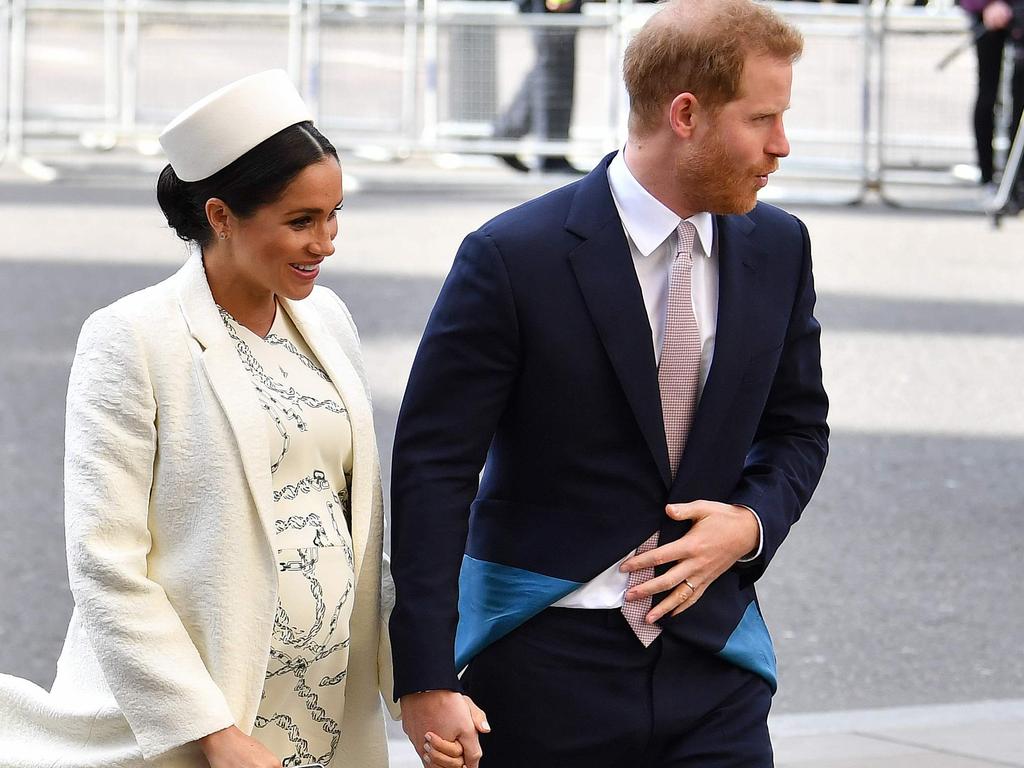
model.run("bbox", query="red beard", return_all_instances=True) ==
[681,131,779,215]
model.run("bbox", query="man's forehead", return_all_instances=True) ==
[735,58,792,99]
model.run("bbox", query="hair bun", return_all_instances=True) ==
[156,164,212,244]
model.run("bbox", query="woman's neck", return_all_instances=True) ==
[202,247,277,337]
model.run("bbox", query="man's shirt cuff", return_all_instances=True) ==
[735,505,764,562]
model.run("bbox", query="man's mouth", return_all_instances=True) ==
[755,167,777,188]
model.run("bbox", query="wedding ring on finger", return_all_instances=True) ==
[682,578,697,594]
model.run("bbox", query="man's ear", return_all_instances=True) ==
[668,92,701,139]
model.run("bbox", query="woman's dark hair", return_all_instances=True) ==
[156,120,338,246]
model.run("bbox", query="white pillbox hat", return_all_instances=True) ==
[158,69,314,182]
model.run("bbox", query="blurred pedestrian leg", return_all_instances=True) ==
[493,0,582,173]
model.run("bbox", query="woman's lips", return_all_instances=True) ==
[290,262,320,280]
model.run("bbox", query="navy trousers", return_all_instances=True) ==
[461,607,773,768]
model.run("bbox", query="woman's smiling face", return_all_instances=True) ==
[222,156,343,301]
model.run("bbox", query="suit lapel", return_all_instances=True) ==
[673,212,760,494]
[280,295,376,583]
[174,253,278,551]
[566,157,672,488]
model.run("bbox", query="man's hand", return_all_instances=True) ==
[983,0,1013,30]
[620,501,760,624]
[401,690,490,768]
[197,725,281,768]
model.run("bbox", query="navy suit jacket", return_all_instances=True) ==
[389,153,829,698]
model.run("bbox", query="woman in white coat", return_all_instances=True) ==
[0,71,479,768]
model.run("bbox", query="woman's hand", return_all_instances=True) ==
[421,695,490,767]
[197,726,281,768]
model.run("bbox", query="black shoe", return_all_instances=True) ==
[540,156,585,175]
[495,154,530,173]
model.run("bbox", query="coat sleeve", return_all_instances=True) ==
[728,217,829,586]
[388,230,521,698]
[63,309,236,759]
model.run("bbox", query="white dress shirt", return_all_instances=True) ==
[553,152,763,609]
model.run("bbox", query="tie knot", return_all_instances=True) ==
[676,220,697,260]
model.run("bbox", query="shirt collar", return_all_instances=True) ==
[607,150,713,259]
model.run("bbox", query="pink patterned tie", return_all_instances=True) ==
[622,220,702,646]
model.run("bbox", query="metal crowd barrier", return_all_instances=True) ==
[0,0,1007,210]
[421,0,625,159]
[314,0,419,148]
[724,1,873,200]
[876,4,990,207]
[0,0,9,160]
[124,0,304,136]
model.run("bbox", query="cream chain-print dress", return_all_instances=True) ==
[221,303,355,767]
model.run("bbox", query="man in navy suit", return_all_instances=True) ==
[391,1,827,766]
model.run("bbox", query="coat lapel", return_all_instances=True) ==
[566,157,672,488]
[673,212,760,494]
[174,252,278,551]
[280,295,377,583]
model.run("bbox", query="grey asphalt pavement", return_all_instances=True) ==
[0,160,1021,759]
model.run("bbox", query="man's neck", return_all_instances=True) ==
[622,139,700,220]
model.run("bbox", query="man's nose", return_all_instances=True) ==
[767,116,790,159]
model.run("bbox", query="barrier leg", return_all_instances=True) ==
[421,0,439,146]
[399,0,418,152]
[120,0,138,141]
[988,105,1024,226]
[3,0,23,166]
[0,0,9,160]
[303,0,321,120]
[288,0,303,83]
[1,0,56,180]
[79,0,120,151]
[875,0,902,207]
[855,0,874,204]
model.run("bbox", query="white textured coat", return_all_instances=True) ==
[0,253,398,767]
